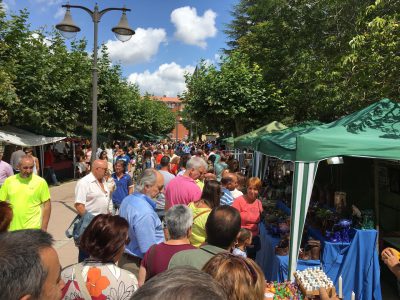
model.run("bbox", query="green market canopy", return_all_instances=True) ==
[234,121,287,149]
[257,99,400,279]
[257,121,323,161]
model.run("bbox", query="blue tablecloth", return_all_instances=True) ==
[257,223,382,300]
[256,224,320,282]
[324,229,382,300]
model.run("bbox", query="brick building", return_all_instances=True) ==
[152,96,189,140]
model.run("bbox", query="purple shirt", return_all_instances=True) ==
[165,175,202,209]
[0,160,13,186]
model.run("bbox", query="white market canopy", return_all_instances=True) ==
[0,125,65,146]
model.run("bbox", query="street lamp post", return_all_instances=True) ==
[56,4,134,163]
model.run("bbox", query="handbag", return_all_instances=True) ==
[74,264,92,300]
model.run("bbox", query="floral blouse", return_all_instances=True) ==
[61,260,138,300]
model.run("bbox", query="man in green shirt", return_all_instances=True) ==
[0,155,51,231]
[168,205,241,270]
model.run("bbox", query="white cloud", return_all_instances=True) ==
[31,33,53,47]
[128,62,195,96]
[54,7,65,19]
[0,2,8,12]
[105,27,167,65]
[171,6,217,48]
[33,0,61,5]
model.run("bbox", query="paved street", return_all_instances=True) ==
[48,180,78,268]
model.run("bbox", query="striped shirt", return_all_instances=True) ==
[220,188,234,206]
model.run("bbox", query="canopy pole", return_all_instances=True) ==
[72,141,76,179]
[40,145,44,178]
[288,161,318,280]
[373,159,380,250]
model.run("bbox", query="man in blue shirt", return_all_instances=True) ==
[118,168,165,277]
[111,160,133,214]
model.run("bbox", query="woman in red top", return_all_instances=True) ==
[232,177,263,259]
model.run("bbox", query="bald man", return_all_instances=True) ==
[74,159,110,261]
[0,155,51,231]
[74,159,110,216]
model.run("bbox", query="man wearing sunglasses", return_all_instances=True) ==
[74,159,110,261]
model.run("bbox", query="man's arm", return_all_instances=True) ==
[74,203,86,216]
[41,200,51,231]
[74,180,87,216]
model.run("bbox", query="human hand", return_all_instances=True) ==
[381,248,399,269]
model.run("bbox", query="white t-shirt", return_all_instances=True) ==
[75,172,109,215]
[231,188,243,199]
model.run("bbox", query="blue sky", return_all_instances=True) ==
[2,0,237,96]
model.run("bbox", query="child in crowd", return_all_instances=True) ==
[232,228,252,258]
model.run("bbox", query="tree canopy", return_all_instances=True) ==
[0,5,175,138]
[182,0,399,137]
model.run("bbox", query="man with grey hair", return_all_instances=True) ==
[118,168,165,277]
[0,229,65,300]
[138,205,196,286]
[165,156,207,210]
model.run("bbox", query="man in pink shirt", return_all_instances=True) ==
[165,156,207,210]
[0,150,13,188]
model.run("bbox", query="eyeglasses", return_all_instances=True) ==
[219,252,258,285]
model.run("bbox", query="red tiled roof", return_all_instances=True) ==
[152,96,181,103]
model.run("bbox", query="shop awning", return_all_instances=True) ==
[257,121,323,161]
[0,125,65,146]
[234,121,287,149]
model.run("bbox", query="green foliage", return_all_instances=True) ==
[137,94,176,135]
[182,51,282,136]
[0,7,174,137]
[221,0,399,126]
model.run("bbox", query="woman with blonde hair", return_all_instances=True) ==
[202,252,265,300]
[232,177,263,259]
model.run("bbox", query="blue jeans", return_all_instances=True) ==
[44,167,59,184]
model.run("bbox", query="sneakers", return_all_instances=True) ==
[54,182,61,186]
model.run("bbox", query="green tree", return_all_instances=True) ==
[182,51,282,136]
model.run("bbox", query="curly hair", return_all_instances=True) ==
[80,214,129,263]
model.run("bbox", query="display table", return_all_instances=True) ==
[256,224,320,282]
[258,223,382,299]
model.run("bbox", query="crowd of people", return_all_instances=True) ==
[0,140,397,299]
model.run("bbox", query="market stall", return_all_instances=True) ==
[0,125,65,178]
[240,99,400,299]
[233,121,287,150]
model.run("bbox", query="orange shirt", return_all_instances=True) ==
[232,196,263,236]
